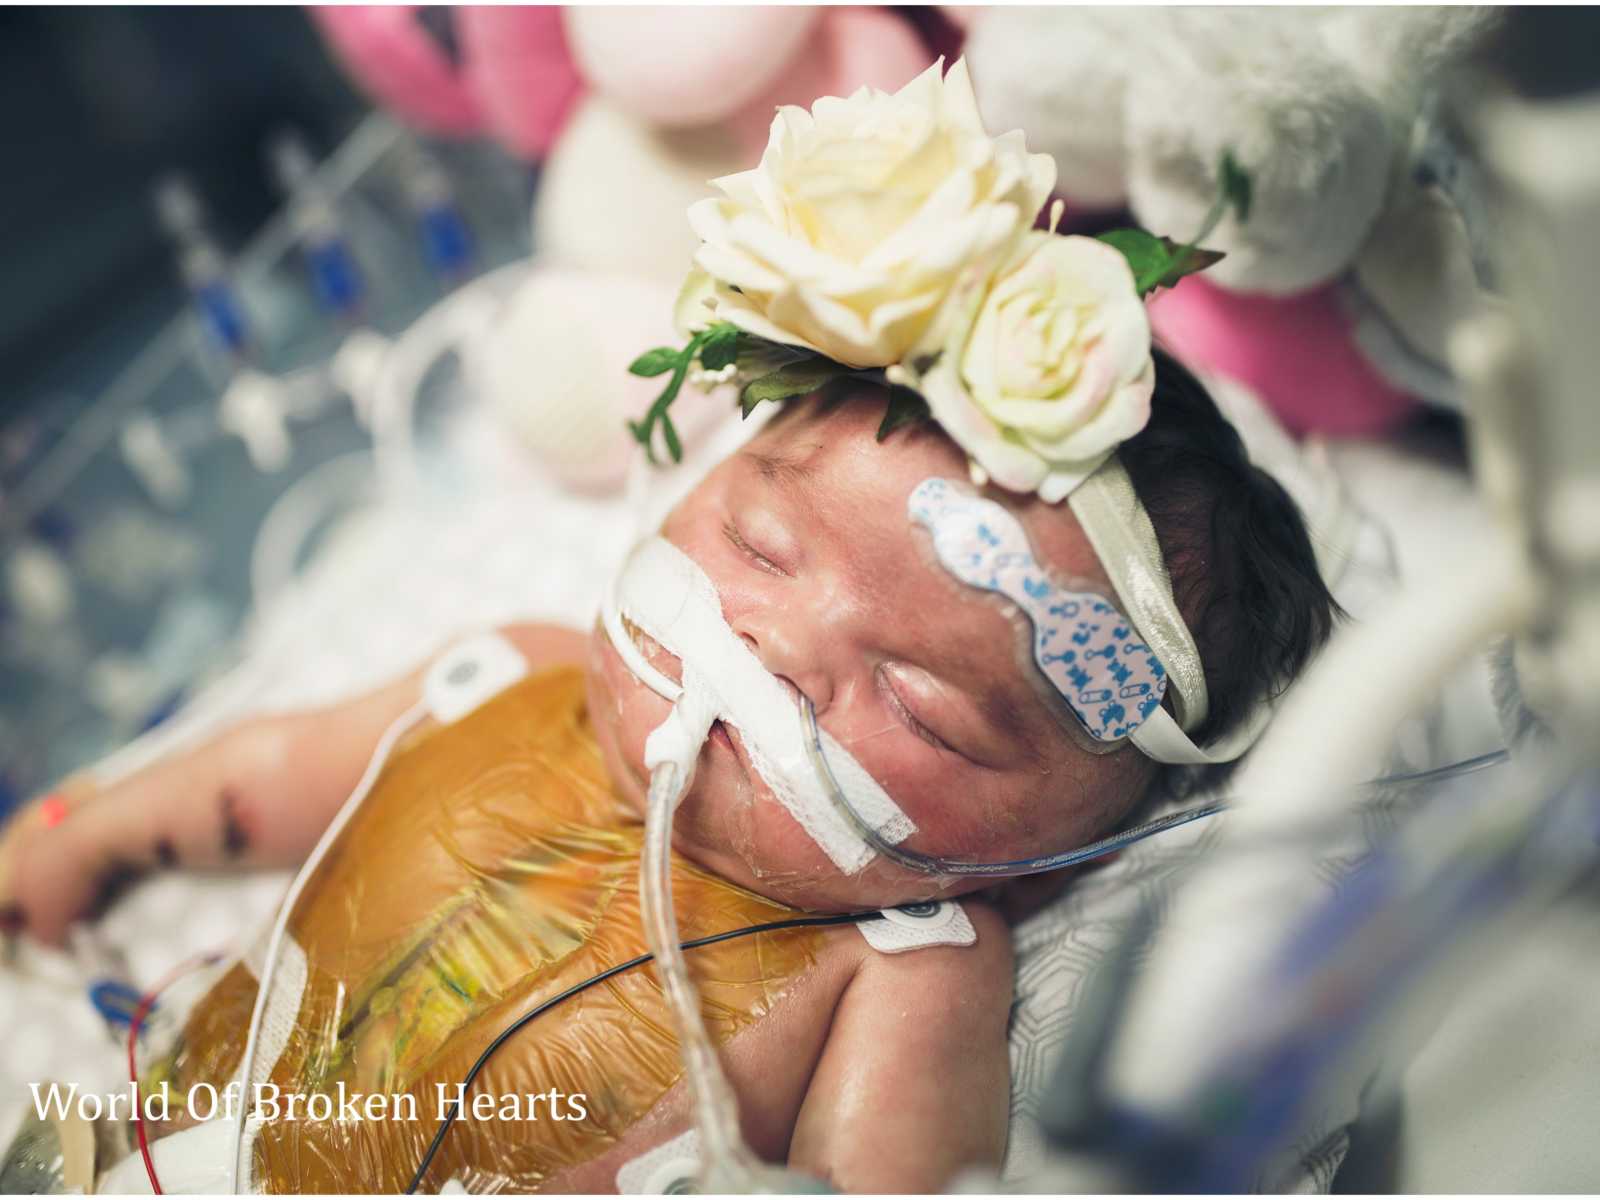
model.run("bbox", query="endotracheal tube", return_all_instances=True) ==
[639,684,767,1192]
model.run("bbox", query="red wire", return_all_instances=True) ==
[126,954,222,1195]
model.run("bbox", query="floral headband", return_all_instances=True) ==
[627,58,1257,766]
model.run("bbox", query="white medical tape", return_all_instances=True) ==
[604,537,916,874]
[909,477,1168,742]
[249,938,306,1091]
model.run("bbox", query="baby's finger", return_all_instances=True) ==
[0,902,24,961]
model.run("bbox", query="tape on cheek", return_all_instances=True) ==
[908,477,1167,742]
[602,537,917,875]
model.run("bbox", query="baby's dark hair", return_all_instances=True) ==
[1119,347,1341,749]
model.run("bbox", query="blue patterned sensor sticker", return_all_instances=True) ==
[908,477,1167,741]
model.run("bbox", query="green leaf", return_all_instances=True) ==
[1151,240,1226,291]
[659,411,682,462]
[1220,150,1252,223]
[698,322,742,371]
[1099,228,1226,296]
[628,347,682,378]
[1096,229,1174,290]
[626,416,657,465]
[628,338,698,465]
[875,387,930,442]
[738,357,851,418]
[1097,151,1250,297]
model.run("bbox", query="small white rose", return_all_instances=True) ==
[915,232,1155,502]
[686,58,1056,369]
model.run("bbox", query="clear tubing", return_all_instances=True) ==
[802,694,1515,880]
[640,756,764,1192]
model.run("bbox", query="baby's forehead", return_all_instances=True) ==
[749,397,1111,592]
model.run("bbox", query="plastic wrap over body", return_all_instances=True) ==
[144,668,821,1193]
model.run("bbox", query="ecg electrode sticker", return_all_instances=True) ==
[908,477,1168,742]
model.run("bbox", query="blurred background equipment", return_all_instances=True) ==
[0,9,539,812]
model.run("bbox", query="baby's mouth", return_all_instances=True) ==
[619,615,749,777]
[710,719,754,786]
[619,614,682,686]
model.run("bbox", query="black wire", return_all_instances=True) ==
[405,909,884,1194]
[399,750,1513,1191]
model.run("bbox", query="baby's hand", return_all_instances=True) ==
[0,782,136,949]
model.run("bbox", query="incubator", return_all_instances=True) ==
[4,28,1600,1200]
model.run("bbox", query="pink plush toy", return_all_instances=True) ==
[1147,280,1414,438]
[309,7,583,158]
[310,6,934,164]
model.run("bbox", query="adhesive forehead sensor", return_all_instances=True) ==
[908,477,1167,742]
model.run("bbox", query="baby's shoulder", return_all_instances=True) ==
[821,898,1014,1007]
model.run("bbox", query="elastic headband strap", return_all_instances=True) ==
[1067,455,1208,733]
[1067,455,1272,767]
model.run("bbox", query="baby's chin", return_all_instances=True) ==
[583,628,957,913]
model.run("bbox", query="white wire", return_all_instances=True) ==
[227,699,427,1193]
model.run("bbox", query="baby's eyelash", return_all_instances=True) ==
[723,521,786,576]
[877,667,956,756]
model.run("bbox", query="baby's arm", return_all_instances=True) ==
[0,623,586,946]
[787,901,1015,1192]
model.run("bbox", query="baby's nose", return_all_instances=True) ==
[735,627,835,714]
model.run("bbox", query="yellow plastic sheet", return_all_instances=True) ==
[150,667,820,1193]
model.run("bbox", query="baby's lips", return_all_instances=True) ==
[619,614,686,691]
[708,719,756,785]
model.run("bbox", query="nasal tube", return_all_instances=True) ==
[612,538,906,1189]
[640,679,769,1192]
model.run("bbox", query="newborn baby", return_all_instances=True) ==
[0,353,1335,1193]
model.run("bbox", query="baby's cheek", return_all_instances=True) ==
[583,638,660,818]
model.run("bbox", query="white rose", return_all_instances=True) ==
[684,58,1056,369]
[911,232,1155,502]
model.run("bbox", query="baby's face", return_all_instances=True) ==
[587,395,1151,910]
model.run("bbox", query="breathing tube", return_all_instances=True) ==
[639,720,764,1192]
[603,534,921,1189]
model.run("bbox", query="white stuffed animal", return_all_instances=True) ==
[963,7,1503,429]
